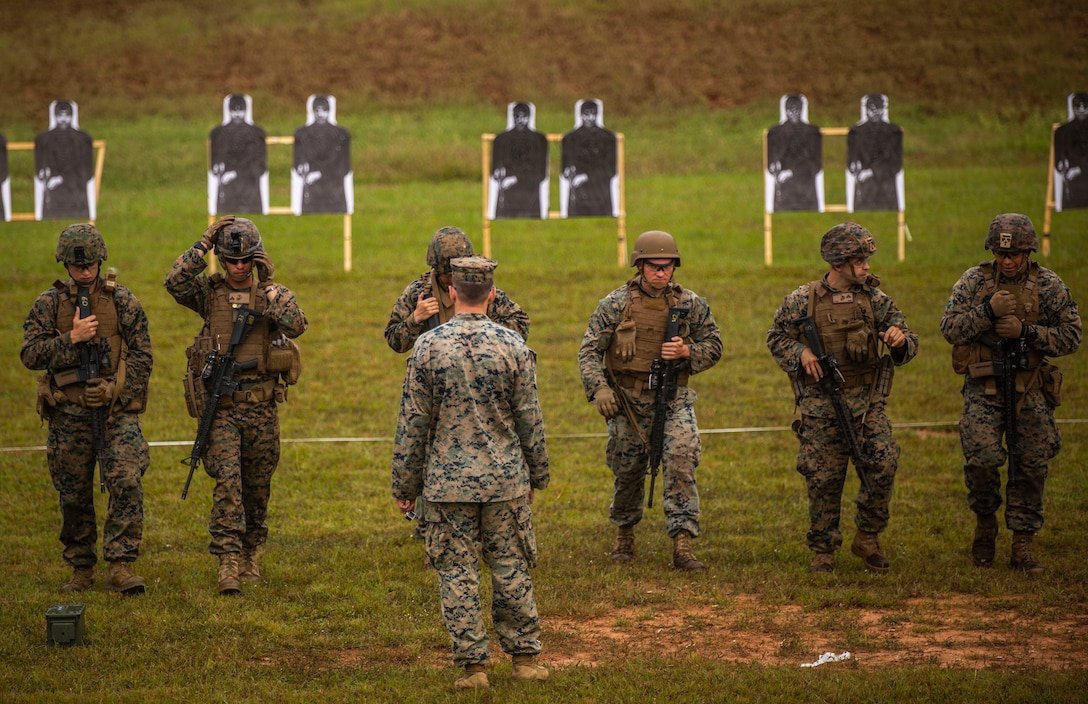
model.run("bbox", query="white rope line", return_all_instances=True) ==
[3,418,1086,454]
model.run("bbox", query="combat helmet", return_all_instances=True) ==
[821,223,876,265]
[984,213,1038,253]
[56,223,107,265]
[426,226,474,276]
[630,230,681,267]
[215,218,264,260]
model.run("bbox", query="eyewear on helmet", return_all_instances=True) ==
[644,260,676,273]
[222,255,254,265]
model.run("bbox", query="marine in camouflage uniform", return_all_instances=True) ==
[767,223,917,573]
[164,216,308,593]
[391,257,550,690]
[939,213,1081,573]
[578,230,722,572]
[21,224,152,594]
[384,225,529,353]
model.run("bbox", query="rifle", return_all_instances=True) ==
[979,333,1028,475]
[646,307,687,509]
[796,315,873,494]
[75,285,111,493]
[181,305,260,499]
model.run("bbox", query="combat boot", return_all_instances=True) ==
[672,530,705,572]
[105,561,146,594]
[217,553,241,594]
[511,654,550,682]
[239,546,261,582]
[454,663,489,690]
[851,530,890,570]
[1010,531,1045,573]
[971,513,998,567]
[61,565,95,593]
[610,525,635,563]
[809,552,835,573]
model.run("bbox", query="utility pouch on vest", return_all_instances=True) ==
[951,343,979,375]
[1041,363,1062,407]
[268,335,302,385]
[183,336,215,419]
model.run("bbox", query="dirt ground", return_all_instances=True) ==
[544,595,1088,671]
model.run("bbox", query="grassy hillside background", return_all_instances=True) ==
[2,2,1088,702]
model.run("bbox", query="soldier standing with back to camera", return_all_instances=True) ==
[578,230,722,572]
[21,224,152,594]
[767,223,917,573]
[165,216,307,594]
[940,214,1081,573]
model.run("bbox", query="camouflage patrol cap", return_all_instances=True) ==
[56,223,107,264]
[984,213,1038,253]
[215,218,264,258]
[426,226,475,275]
[821,223,876,265]
[450,256,497,284]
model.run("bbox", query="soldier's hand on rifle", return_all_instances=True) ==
[614,320,636,362]
[82,378,115,408]
[593,387,620,419]
[413,295,440,324]
[994,315,1023,339]
[987,290,1017,319]
[70,308,98,344]
[252,251,275,284]
[660,336,690,361]
[801,347,823,380]
[202,215,234,252]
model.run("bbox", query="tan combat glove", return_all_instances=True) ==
[613,320,637,362]
[252,251,275,284]
[994,315,1023,339]
[201,215,234,252]
[988,290,1017,319]
[82,378,115,408]
[843,321,871,364]
[593,387,619,419]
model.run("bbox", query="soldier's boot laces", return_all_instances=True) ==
[809,552,835,573]
[1010,531,1045,574]
[851,530,890,570]
[610,525,635,563]
[454,663,489,690]
[972,513,998,567]
[673,530,705,572]
[217,553,242,595]
[512,654,550,682]
[61,565,95,593]
[239,546,261,582]
[105,561,146,595]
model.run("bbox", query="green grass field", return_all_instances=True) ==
[3,1,1088,701]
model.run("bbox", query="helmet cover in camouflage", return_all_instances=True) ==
[630,230,681,267]
[215,218,264,258]
[450,256,497,284]
[820,223,876,265]
[984,213,1038,253]
[56,223,108,264]
[426,226,474,275]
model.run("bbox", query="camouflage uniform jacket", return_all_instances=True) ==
[578,276,722,400]
[21,277,153,415]
[384,270,529,353]
[164,247,309,377]
[391,313,549,503]
[939,262,1081,362]
[767,274,918,418]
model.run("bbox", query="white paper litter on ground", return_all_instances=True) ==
[801,651,853,667]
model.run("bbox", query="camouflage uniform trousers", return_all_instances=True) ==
[959,384,1059,533]
[606,386,701,538]
[47,408,149,566]
[422,495,541,667]
[204,401,280,555]
[794,401,899,554]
